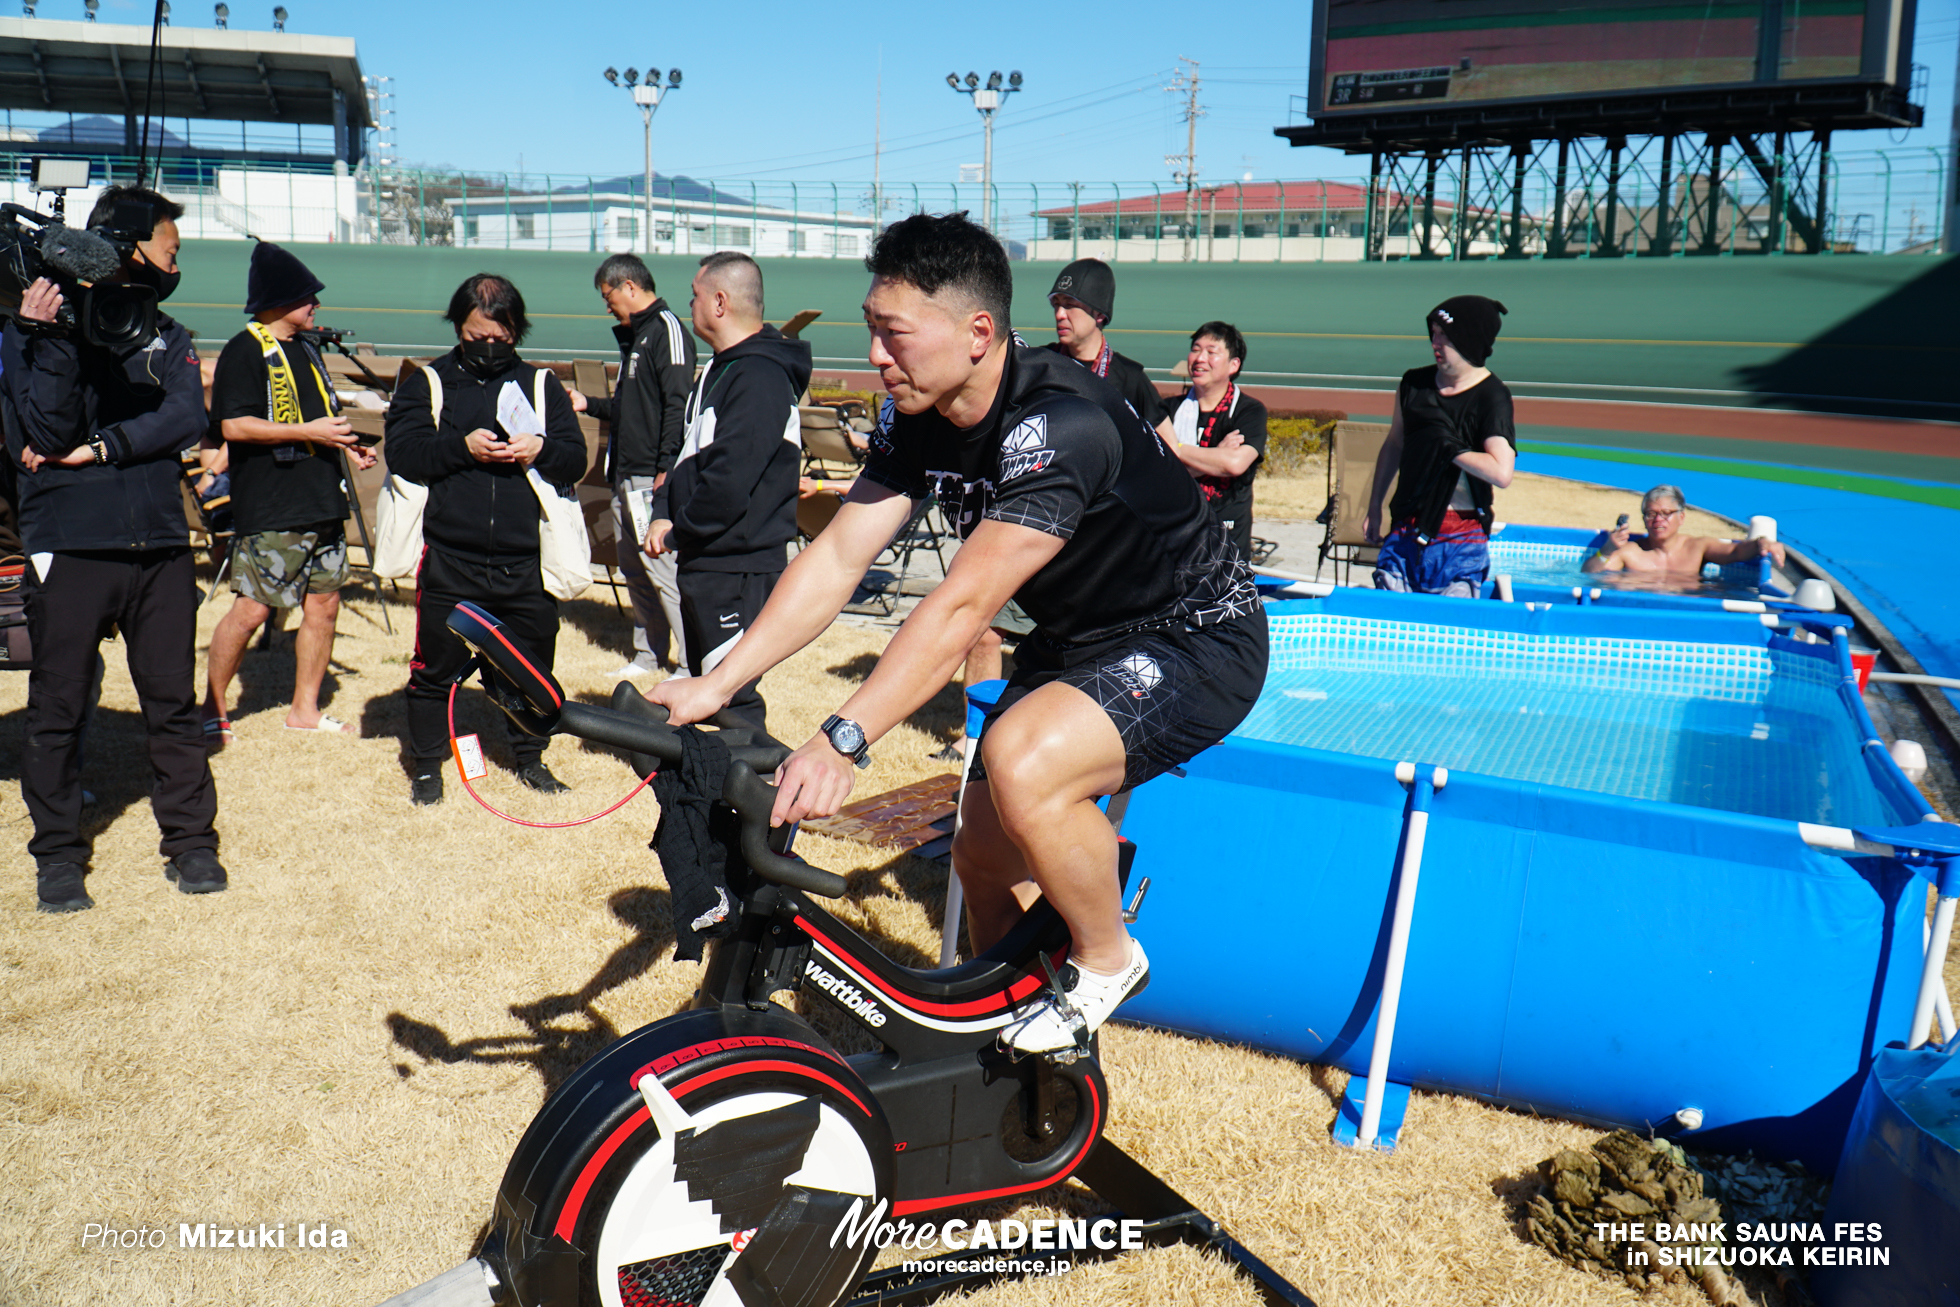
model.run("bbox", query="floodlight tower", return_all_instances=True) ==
[946,69,1022,232]
[605,66,682,256]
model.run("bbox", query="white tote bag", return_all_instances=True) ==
[380,366,590,599]
[371,361,434,579]
[498,372,592,602]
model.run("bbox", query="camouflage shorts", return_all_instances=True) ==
[230,526,349,608]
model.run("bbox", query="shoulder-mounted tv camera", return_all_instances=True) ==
[0,159,160,350]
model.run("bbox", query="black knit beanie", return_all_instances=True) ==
[244,240,326,315]
[1049,258,1116,325]
[1426,295,1508,366]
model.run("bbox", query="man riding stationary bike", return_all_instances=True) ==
[651,212,1267,1054]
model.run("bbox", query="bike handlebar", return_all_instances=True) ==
[553,701,849,900]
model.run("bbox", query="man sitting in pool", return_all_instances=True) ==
[1583,484,1785,577]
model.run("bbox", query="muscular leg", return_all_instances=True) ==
[287,590,343,729]
[962,628,1004,687]
[951,681,1130,973]
[205,594,272,719]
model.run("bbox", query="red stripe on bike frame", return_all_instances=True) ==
[551,1055,872,1241]
[671,1061,872,1119]
[795,917,1053,1018]
[889,1076,1104,1216]
[553,1105,650,1242]
[629,1035,850,1087]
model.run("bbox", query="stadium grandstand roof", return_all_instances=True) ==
[0,16,370,161]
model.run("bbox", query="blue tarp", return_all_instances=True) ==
[1813,1039,1960,1307]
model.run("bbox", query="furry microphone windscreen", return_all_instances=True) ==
[38,225,123,285]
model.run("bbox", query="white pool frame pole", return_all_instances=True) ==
[1358,762,1446,1149]
[1911,891,1957,1049]
[1925,916,1958,1044]
[941,732,976,969]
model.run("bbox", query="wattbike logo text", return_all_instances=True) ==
[999,415,1055,482]
[805,958,888,1028]
[830,1198,1145,1255]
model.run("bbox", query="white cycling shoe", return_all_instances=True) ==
[1000,939,1150,1055]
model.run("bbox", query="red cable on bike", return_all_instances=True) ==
[447,682,655,828]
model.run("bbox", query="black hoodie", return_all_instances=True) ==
[382,350,589,564]
[652,324,811,573]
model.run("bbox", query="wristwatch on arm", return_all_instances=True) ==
[820,715,872,769]
[88,434,111,465]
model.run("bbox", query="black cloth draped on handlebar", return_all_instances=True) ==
[651,725,738,961]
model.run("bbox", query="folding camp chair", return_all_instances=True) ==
[1318,421,1396,585]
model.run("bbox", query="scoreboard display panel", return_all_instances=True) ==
[1311,0,1913,116]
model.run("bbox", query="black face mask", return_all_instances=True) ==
[128,256,180,302]
[458,338,517,378]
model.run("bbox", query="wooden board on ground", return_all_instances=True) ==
[801,772,960,854]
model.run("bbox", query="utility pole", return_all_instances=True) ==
[947,69,1024,232]
[1166,57,1204,262]
[1946,32,1960,253]
[873,50,883,233]
[605,66,682,255]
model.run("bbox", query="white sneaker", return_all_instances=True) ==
[610,654,664,679]
[1000,940,1149,1054]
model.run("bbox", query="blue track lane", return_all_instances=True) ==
[1522,448,1960,702]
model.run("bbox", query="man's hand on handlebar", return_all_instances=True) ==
[645,674,731,726]
[769,736,857,828]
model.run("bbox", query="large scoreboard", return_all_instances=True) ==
[1309,0,1917,118]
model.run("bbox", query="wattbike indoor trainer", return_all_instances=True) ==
[375,603,1313,1307]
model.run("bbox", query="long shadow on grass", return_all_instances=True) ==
[558,592,638,661]
[387,885,679,1094]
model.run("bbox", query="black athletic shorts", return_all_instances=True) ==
[969,604,1268,792]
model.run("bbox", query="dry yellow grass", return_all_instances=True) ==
[0,498,1944,1307]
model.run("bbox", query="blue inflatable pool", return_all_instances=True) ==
[1483,522,1791,610]
[1121,589,1931,1171]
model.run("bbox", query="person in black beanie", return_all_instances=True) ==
[1364,295,1516,596]
[205,240,375,743]
[1042,258,1174,442]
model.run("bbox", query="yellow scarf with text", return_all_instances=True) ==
[246,322,335,451]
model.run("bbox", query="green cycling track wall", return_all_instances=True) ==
[166,241,1959,418]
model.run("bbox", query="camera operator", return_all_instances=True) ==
[1,185,225,912]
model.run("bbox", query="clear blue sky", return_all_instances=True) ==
[82,0,1960,184]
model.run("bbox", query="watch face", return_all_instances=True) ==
[831,719,866,754]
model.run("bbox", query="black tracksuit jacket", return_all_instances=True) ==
[0,318,205,553]
[652,325,810,574]
[584,298,696,483]
[382,350,588,563]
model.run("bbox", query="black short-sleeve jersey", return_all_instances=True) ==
[1387,366,1515,537]
[211,330,346,535]
[1041,341,1165,431]
[860,346,1256,653]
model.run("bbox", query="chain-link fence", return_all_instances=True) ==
[3,145,1951,259]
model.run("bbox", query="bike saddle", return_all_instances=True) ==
[447,601,563,736]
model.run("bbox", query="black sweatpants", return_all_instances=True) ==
[406,547,559,769]
[679,566,781,734]
[23,548,218,867]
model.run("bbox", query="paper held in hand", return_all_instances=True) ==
[496,380,548,440]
